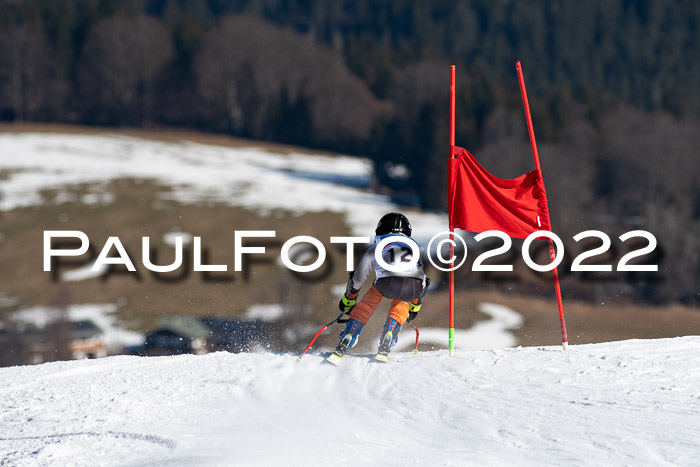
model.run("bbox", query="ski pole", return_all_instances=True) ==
[406,277,427,355]
[407,322,420,355]
[297,311,347,361]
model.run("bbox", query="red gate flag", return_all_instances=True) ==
[448,146,551,238]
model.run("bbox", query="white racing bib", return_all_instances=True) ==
[374,234,423,279]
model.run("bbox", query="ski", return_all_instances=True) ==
[374,352,389,363]
[321,351,391,365]
[374,329,393,363]
[325,331,354,366]
[325,351,343,366]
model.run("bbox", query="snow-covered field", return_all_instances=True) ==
[0,132,446,243]
[394,302,523,351]
[1,337,699,466]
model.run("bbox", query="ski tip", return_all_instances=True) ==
[326,353,343,366]
[374,353,389,363]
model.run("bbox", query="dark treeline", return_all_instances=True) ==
[1,0,699,304]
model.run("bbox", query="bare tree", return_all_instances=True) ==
[195,16,382,145]
[597,105,700,301]
[194,20,257,134]
[0,25,66,121]
[78,15,174,126]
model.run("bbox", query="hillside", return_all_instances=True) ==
[3,2,700,303]
[0,126,452,350]
[1,337,699,465]
[2,126,700,361]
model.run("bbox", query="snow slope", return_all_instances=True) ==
[1,337,699,466]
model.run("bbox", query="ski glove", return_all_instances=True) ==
[338,291,358,314]
[407,310,418,323]
[339,271,359,314]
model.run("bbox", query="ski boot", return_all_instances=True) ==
[375,317,401,362]
[327,318,364,366]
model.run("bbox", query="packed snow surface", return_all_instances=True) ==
[1,337,699,466]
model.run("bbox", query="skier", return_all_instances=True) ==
[331,212,430,363]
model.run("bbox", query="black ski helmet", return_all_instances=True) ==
[375,212,412,237]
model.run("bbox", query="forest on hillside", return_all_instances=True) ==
[1,0,699,305]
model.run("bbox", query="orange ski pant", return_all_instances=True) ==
[349,286,409,325]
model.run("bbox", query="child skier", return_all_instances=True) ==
[332,212,430,363]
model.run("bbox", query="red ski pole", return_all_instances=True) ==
[407,322,420,355]
[297,311,347,362]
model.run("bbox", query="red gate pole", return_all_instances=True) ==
[448,65,456,356]
[515,61,569,351]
